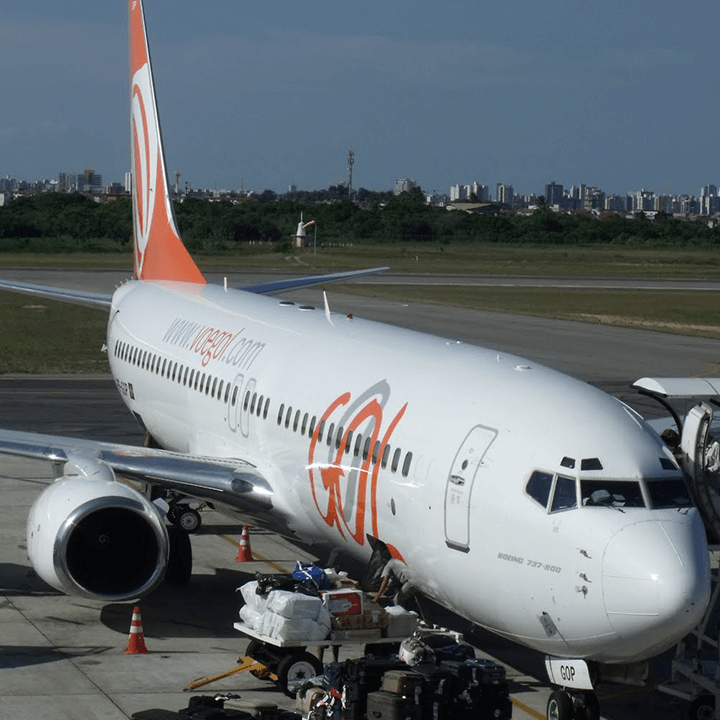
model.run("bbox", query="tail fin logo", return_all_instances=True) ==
[130,63,160,277]
[129,0,205,284]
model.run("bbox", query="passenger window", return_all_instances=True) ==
[243,391,250,411]
[381,444,391,469]
[526,471,553,508]
[232,386,239,406]
[308,416,316,436]
[263,398,270,419]
[217,379,223,400]
[327,423,335,446]
[335,426,344,450]
[345,430,354,454]
[391,448,401,472]
[257,395,264,416]
[277,403,285,424]
[363,436,371,461]
[293,410,300,432]
[250,393,257,414]
[372,441,380,464]
[317,420,325,442]
[354,433,363,457]
[285,406,292,429]
[212,377,218,398]
[301,413,308,435]
[551,475,577,513]
[402,452,412,477]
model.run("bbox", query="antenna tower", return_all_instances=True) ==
[347,149,354,200]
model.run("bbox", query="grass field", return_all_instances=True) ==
[1,243,719,373]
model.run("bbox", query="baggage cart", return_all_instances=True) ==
[185,621,410,698]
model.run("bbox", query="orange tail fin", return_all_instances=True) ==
[129,0,205,284]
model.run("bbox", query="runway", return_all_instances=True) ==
[2,269,719,719]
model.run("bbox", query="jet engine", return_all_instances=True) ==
[26,454,169,601]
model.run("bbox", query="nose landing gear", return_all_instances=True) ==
[546,690,599,720]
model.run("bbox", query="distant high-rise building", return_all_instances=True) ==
[545,181,564,208]
[79,168,102,194]
[394,178,418,195]
[58,172,75,193]
[496,183,514,206]
[124,171,133,193]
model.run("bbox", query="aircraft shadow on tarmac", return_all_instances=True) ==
[100,567,256,640]
[0,562,63,597]
[0,644,113,670]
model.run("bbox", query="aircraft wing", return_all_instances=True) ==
[0,266,388,306]
[238,266,389,294]
[0,428,273,514]
[0,278,112,310]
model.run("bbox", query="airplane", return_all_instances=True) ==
[0,2,711,719]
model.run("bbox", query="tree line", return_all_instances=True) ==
[1,191,720,252]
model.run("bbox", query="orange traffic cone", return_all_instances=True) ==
[124,605,149,654]
[236,525,253,562]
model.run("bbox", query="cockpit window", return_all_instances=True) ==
[551,475,578,512]
[581,480,645,508]
[526,471,577,513]
[646,478,693,509]
[526,471,553,508]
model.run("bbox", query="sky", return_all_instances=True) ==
[2,1,720,198]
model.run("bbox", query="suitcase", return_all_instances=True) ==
[366,690,419,720]
[380,670,424,698]
[439,658,507,685]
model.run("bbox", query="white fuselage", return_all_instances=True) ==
[107,279,710,664]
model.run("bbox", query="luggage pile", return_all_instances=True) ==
[296,630,513,720]
[238,563,418,643]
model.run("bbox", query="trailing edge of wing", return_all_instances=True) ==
[0,428,272,511]
[0,279,112,310]
[238,266,390,295]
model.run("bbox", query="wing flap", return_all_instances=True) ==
[0,428,272,512]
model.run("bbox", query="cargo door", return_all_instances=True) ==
[444,425,497,552]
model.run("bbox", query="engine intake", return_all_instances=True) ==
[27,456,169,602]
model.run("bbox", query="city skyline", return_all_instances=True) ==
[2,1,720,197]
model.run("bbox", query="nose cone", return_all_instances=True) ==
[602,512,710,660]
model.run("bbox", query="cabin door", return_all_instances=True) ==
[444,425,497,552]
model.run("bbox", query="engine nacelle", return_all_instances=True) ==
[27,454,169,601]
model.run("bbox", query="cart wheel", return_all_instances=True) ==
[276,652,323,697]
[689,694,715,720]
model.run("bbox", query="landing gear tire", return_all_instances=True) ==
[165,526,192,586]
[547,690,573,720]
[276,652,323,698]
[689,694,715,720]
[169,505,201,533]
[576,691,600,720]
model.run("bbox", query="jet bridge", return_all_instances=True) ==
[633,377,720,720]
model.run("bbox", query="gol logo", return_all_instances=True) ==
[307,381,407,546]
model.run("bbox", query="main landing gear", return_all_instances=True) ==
[547,689,599,720]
